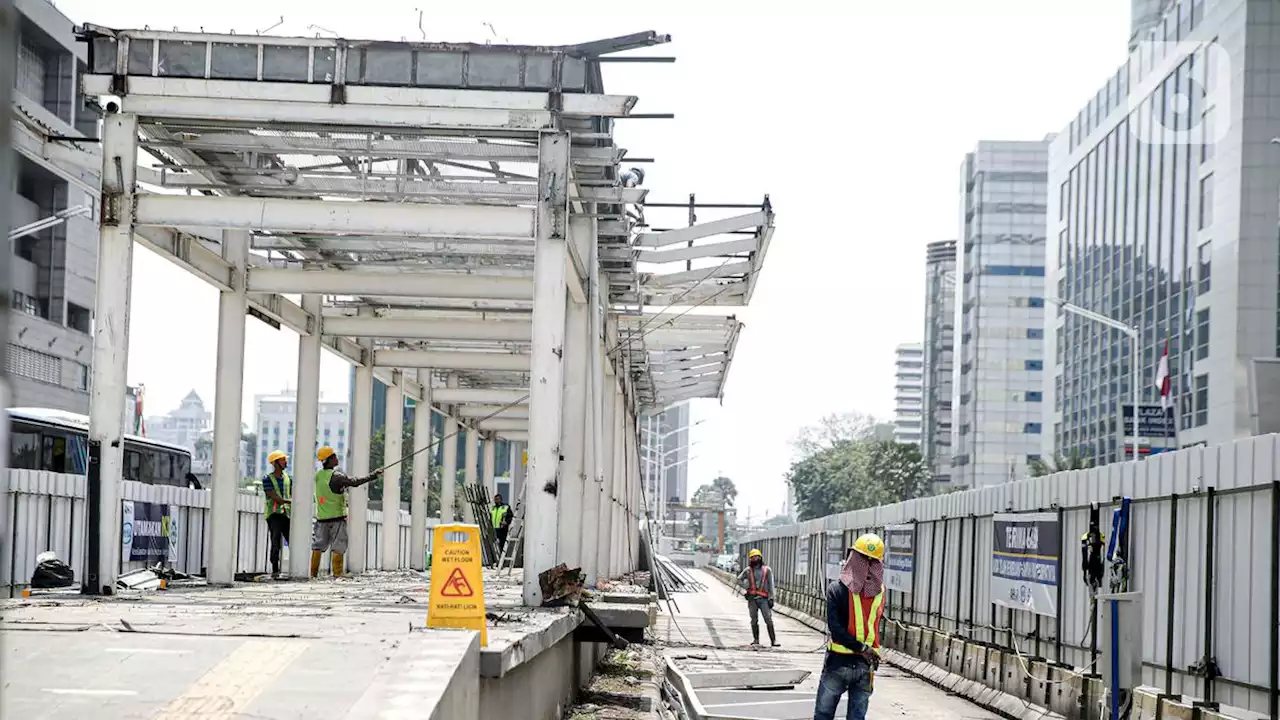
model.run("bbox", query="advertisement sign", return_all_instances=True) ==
[121,500,173,563]
[884,524,915,593]
[991,512,1061,617]
[825,530,845,582]
[796,535,809,576]
[1119,404,1177,457]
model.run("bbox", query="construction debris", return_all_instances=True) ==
[539,563,586,606]
[653,556,705,593]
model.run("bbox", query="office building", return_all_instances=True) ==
[253,390,349,478]
[951,140,1050,488]
[892,343,924,446]
[640,403,691,506]
[1046,0,1272,461]
[144,390,211,453]
[921,240,956,483]
[7,0,101,412]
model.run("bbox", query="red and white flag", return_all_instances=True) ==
[1155,342,1172,410]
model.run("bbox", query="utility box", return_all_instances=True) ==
[1098,592,1143,717]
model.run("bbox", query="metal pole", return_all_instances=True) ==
[1055,505,1064,663]
[954,516,964,635]
[909,523,920,625]
[1166,492,1179,697]
[967,515,978,635]
[1270,480,1278,720]
[1202,486,1218,708]
[1130,330,1139,462]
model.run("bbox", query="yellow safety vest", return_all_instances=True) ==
[491,505,509,529]
[828,586,885,656]
[262,471,291,518]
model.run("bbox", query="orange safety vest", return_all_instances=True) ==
[746,566,771,598]
[829,585,885,656]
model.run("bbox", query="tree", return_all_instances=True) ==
[791,411,878,458]
[762,514,793,527]
[691,476,738,508]
[864,441,931,505]
[786,436,931,521]
[1029,451,1093,477]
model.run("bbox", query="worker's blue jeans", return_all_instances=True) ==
[812,655,872,720]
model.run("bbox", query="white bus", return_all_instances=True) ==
[7,407,193,486]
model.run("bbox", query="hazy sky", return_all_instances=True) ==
[54,0,1130,517]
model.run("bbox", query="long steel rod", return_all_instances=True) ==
[1166,492,1178,697]
[1203,486,1218,707]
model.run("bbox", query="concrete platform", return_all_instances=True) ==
[0,568,644,720]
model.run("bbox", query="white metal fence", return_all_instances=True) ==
[744,435,1280,716]
[0,469,430,595]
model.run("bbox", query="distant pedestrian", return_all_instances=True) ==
[737,548,778,647]
[813,533,885,720]
[261,451,292,578]
[491,493,513,554]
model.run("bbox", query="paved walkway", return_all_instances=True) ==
[656,568,1000,719]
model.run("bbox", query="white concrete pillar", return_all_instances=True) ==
[511,442,526,507]
[626,409,640,571]
[208,228,251,585]
[441,375,459,522]
[482,435,497,495]
[410,370,432,570]
[596,374,615,580]
[523,130,570,605]
[381,376,404,570]
[347,308,375,573]
[557,297,587,571]
[611,382,625,578]
[464,428,479,490]
[289,295,322,577]
[579,344,600,586]
[87,113,137,594]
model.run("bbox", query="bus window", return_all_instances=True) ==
[10,432,39,469]
[42,435,68,473]
[139,451,156,482]
[124,450,142,481]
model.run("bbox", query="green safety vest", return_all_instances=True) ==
[829,586,885,657]
[315,469,347,521]
[262,471,292,518]
[491,505,509,529]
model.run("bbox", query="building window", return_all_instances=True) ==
[1025,360,1044,371]
[1028,297,1045,308]
[1201,107,1215,163]
[1024,423,1043,434]
[1195,309,1209,360]
[1027,454,1042,465]
[76,363,89,391]
[1027,328,1044,340]
[1194,374,1208,427]
[983,265,1046,277]
[6,344,61,385]
[67,303,92,334]
[1026,391,1043,402]
[1199,173,1214,229]
[1197,242,1211,293]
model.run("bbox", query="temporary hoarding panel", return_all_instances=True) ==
[885,524,915,593]
[991,512,1060,617]
[796,535,809,576]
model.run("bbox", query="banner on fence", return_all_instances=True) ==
[796,535,809,576]
[884,524,915,593]
[991,512,1060,617]
[824,530,845,582]
[121,500,173,563]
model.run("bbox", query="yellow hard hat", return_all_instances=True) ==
[852,533,885,562]
[317,446,337,463]
[267,450,288,465]
[748,548,762,558]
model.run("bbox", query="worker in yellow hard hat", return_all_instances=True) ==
[814,533,886,720]
[736,548,778,648]
[261,451,292,578]
[310,445,382,578]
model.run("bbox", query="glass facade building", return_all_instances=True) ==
[1045,0,1276,462]
[922,240,956,484]
[893,343,924,447]
[951,141,1050,488]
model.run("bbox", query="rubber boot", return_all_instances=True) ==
[310,551,322,579]
[768,624,778,647]
[331,552,345,577]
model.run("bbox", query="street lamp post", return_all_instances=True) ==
[1052,300,1140,462]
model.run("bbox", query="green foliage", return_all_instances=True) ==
[368,424,448,516]
[761,514,793,527]
[786,415,932,520]
[691,475,738,508]
[1028,451,1093,477]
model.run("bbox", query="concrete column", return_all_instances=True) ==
[441,375,459,523]
[289,295,322,577]
[482,435,497,495]
[464,429,479,490]
[208,229,251,585]
[87,113,137,594]
[347,307,375,573]
[626,410,640,571]
[579,345,600,586]
[523,131,570,605]
[511,442,526,507]
[596,374,615,580]
[410,370,432,570]
[557,297,588,571]
[611,383,625,578]
[381,377,404,570]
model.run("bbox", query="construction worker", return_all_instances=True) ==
[737,548,778,647]
[310,446,382,578]
[814,533,886,720]
[262,451,292,578]
[491,493,513,553]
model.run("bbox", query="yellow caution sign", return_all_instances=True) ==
[428,523,488,646]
